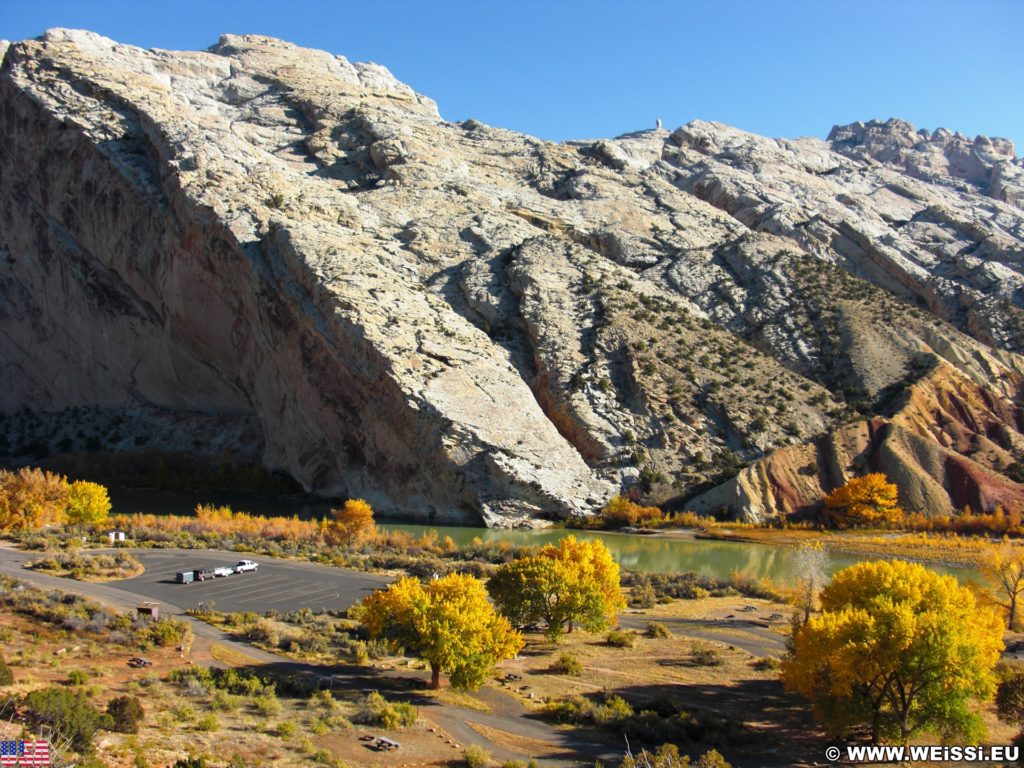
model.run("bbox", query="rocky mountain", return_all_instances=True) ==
[1,30,1022,526]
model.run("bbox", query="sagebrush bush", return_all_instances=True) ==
[645,622,671,639]
[195,714,220,732]
[606,630,637,648]
[276,720,297,738]
[751,657,781,671]
[551,652,583,676]
[690,645,723,667]
[464,744,491,768]
[255,693,281,716]
[210,690,239,712]
[353,691,417,729]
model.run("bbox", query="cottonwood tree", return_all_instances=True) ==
[0,467,70,532]
[488,535,626,640]
[823,473,903,528]
[792,541,830,624]
[782,560,1003,745]
[323,498,376,546]
[66,480,111,525]
[361,573,523,689]
[982,543,1024,629]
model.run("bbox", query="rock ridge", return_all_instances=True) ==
[1,30,1021,525]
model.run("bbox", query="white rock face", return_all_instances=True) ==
[0,31,1021,525]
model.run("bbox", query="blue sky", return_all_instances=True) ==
[3,1,1022,151]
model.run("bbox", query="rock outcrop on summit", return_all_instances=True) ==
[1,30,1022,525]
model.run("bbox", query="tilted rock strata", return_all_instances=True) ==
[691,359,1024,522]
[0,30,1021,524]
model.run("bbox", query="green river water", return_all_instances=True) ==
[109,490,968,587]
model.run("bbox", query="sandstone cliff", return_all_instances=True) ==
[1,30,1021,525]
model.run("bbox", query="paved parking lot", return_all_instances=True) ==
[113,549,390,614]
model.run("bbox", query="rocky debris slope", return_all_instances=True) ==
[0,30,1021,525]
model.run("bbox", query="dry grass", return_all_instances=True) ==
[209,642,262,667]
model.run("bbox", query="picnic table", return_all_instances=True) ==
[372,735,400,751]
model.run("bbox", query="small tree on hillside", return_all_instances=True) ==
[361,573,523,689]
[106,695,145,733]
[324,498,376,546]
[0,653,13,686]
[823,473,903,528]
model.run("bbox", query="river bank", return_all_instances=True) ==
[97,487,984,582]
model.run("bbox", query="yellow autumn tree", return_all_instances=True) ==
[782,560,1003,745]
[0,467,69,533]
[601,495,663,528]
[361,573,523,689]
[324,498,376,546]
[824,473,903,528]
[488,535,626,639]
[982,543,1024,629]
[66,480,111,526]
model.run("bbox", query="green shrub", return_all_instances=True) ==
[0,654,13,686]
[311,689,337,711]
[606,630,637,648]
[195,714,220,732]
[751,657,781,672]
[644,622,671,639]
[255,693,281,716]
[210,690,239,712]
[106,695,145,733]
[542,693,634,726]
[139,618,190,648]
[68,669,90,685]
[22,686,100,753]
[551,652,583,676]
[351,641,370,665]
[464,744,492,768]
[276,720,297,738]
[353,691,417,729]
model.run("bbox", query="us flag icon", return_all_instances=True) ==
[0,740,51,766]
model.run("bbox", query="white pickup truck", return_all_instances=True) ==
[234,560,259,573]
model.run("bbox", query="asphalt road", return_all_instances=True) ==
[0,546,389,615]
[114,549,388,614]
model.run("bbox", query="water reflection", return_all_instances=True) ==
[108,489,967,587]
[378,522,878,585]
